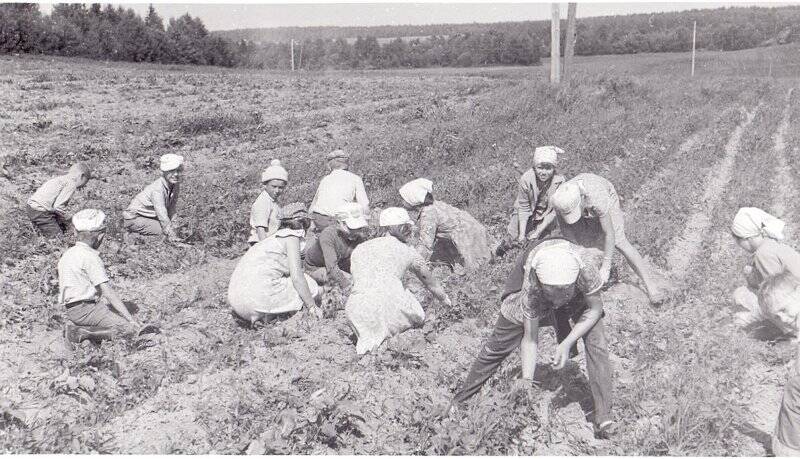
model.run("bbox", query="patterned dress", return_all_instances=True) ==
[228,228,319,322]
[345,235,428,354]
[416,201,492,269]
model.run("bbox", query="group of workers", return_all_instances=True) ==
[27,143,799,452]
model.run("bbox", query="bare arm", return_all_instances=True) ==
[529,212,556,240]
[410,261,449,303]
[98,282,136,324]
[521,317,540,379]
[598,213,616,278]
[553,294,603,369]
[286,237,317,309]
[256,227,269,241]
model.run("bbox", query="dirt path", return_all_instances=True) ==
[770,88,798,240]
[664,107,758,279]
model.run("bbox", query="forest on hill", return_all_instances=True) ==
[1,3,799,70]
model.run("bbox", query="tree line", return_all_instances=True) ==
[0,3,238,66]
[2,3,800,70]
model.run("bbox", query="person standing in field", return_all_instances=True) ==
[398,178,492,271]
[452,238,616,439]
[304,202,370,288]
[123,153,184,243]
[345,207,452,355]
[228,202,321,326]
[550,173,666,304]
[309,149,369,234]
[730,207,800,329]
[495,146,566,257]
[59,209,140,344]
[248,159,288,245]
[26,163,92,237]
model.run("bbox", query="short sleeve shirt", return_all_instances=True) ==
[572,173,616,219]
[248,191,281,243]
[27,174,77,213]
[123,177,179,221]
[57,242,110,305]
[500,239,603,325]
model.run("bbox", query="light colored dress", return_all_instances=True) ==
[228,228,319,322]
[345,235,427,354]
[417,201,492,269]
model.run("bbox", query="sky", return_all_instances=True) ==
[35,1,796,31]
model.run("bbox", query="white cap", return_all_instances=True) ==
[379,207,413,227]
[530,242,581,286]
[261,159,289,183]
[72,209,107,232]
[550,182,583,224]
[335,202,368,229]
[160,153,184,172]
[533,146,563,165]
[399,178,433,207]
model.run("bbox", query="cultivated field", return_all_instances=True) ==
[1,44,799,454]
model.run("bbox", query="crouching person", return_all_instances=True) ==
[730,207,800,329]
[304,203,369,288]
[59,209,139,344]
[228,202,321,327]
[345,207,452,355]
[123,153,184,243]
[452,238,616,439]
[27,163,91,237]
[758,274,800,456]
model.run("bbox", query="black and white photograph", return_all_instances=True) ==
[1,0,800,455]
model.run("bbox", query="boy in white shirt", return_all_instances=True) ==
[27,163,91,237]
[309,149,369,233]
[248,159,287,244]
[59,209,139,344]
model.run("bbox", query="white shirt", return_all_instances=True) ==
[248,191,281,244]
[27,174,78,213]
[57,242,110,305]
[309,169,369,217]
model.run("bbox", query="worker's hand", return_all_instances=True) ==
[552,343,572,370]
[441,294,453,307]
[527,230,540,241]
[743,265,753,275]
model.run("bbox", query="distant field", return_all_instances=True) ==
[1,43,799,454]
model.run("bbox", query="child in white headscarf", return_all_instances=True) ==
[731,207,800,328]
[398,178,492,271]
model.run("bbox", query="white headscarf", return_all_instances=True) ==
[731,207,785,240]
[530,242,581,286]
[533,146,563,166]
[399,178,433,207]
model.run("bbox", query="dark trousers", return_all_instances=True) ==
[454,307,612,425]
[27,205,68,237]
[311,212,337,234]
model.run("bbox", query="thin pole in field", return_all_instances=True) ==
[550,3,561,84]
[691,21,696,77]
[291,39,295,71]
[564,3,577,80]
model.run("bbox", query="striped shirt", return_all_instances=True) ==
[27,174,78,213]
[57,242,109,305]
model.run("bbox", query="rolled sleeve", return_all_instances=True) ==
[85,254,110,287]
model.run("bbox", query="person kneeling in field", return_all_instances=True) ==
[248,159,288,245]
[27,163,92,238]
[730,207,800,329]
[399,178,492,272]
[122,153,184,243]
[452,238,616,439]
[228,203,321,326]
[495,146,566,257]
[345,207,452,355]
[304,203,369,288]
[59,209,140,344]
[550,173,666,304]
[757,273,800,456]
[309,149,370,234]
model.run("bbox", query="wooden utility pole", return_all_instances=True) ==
[691,21,696,77]
[290,39,295,71]
[550,3,561,84]
[563,3,577,80]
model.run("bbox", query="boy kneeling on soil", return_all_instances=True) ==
[27,163,92,238]
[452,238,616,439]
[59,209,140,344]
[122,153,184,244]
[304,202,369,289]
